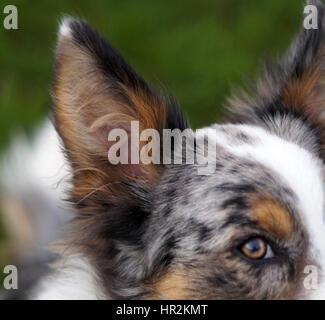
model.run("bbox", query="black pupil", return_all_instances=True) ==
[246,239,262,253]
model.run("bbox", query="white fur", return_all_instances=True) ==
[1,121,70,202]
[59,18,72,38]
[3,120,325,299]
[215,124,325,298]
[0,121,71,254]
[1,121,106,299]
[31,254,106,300]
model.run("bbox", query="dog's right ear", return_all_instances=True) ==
[228,0,325,159]
[53,18,188,203]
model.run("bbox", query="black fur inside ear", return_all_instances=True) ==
[165,95,190,131]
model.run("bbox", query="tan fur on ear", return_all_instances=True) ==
[282,66,322,112]
[281,60,325,157]
[53,21,167,202]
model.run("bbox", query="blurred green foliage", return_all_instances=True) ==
[0,0,303,146]
[0,0,304,268]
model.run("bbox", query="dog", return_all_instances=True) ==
[2,0,325,300]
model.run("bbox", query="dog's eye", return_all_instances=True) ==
[240,238,274,260]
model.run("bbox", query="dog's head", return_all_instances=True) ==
[53,0,325,299]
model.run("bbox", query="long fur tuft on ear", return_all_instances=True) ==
[228,0,325,160]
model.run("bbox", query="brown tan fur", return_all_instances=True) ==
[53,31,167,204]
[251,198,292,239]
[147,271,192,300]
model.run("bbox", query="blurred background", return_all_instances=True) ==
[0,0,303,285]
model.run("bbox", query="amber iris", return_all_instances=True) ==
[241,238,267,259]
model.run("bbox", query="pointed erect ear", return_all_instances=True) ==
[278,0,325,115]
[229,0,325,159]
[53,18,188,202]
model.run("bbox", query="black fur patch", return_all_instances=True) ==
[67,19,189,133]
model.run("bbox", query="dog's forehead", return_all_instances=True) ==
[213,124,325,256]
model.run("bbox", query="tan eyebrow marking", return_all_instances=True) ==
[252,198,292,239]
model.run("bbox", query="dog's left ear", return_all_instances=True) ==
[52,18,189,211]
[230,0,325,159]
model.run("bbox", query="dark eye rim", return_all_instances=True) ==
[234,234,279,265]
